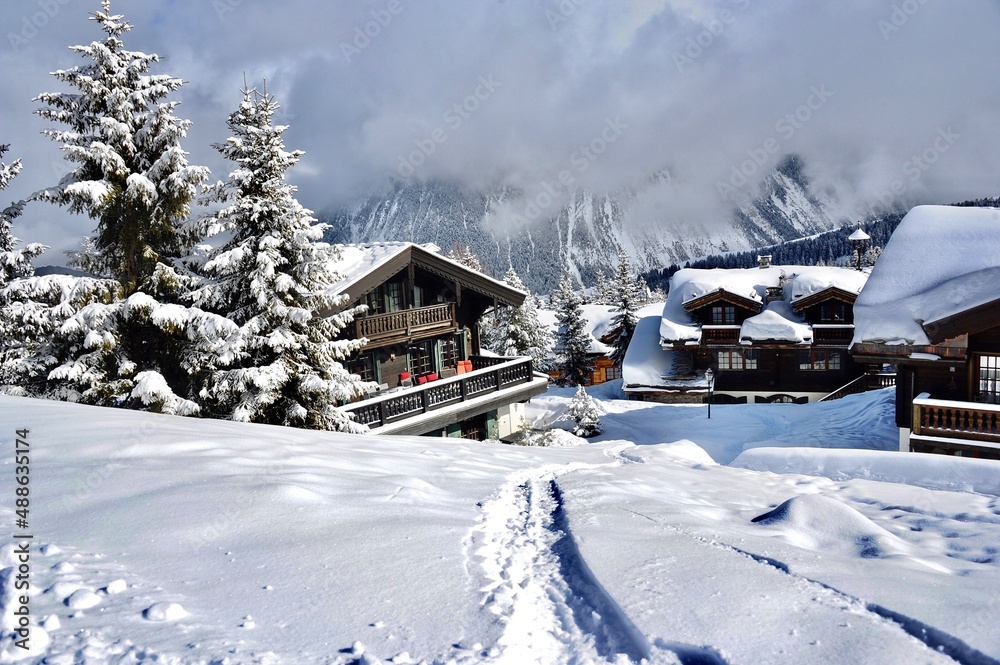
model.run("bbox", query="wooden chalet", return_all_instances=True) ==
[851,205,1000,459]
[329,243,549,440]
[624,258,881,403]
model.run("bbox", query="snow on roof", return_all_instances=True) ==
[848,228,870,241]
[326,242,411,297]
[326,242,524,299]
[623,315,708,389]
[661,266,867,344]
[740,302,811,344]
[852,205,1000,345]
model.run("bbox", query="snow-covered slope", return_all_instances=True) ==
[322,156,848,294]
[3,389,1000,664]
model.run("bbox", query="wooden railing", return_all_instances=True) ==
[702,326,741,345]
[819,373,896,402]
[344,356,536,430]
[355,303,455,342]
[812,324,855,346]
[912,393,1000,444]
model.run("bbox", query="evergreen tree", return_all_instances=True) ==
[446,245,484,273]
[482,268,552,369]
[188,85,372,432]
[34,0,209,294]
[607,249,640,366]
[567,385,602,437]
[0,145,44,285]
[553,275,592,386]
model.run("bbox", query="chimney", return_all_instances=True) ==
[757,255,772,269]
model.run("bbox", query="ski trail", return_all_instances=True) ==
[467,461,650,664]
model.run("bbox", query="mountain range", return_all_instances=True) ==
[321,155,855,294]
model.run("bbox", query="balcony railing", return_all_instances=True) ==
[344,356,537,430]
[812,324,855,346]
[356,303,455,343]
[912,393,1000,445]
[702,326,741,345]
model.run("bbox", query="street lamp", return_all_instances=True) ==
[849,226,870,271]
[705,368,715,419]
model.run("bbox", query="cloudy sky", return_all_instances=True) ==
[1,0,999,261]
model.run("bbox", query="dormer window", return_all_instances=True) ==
[711,305,736,325]
[820,302,846,323]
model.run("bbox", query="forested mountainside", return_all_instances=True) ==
[322,156,850,294]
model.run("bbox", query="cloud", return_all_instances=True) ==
[2,0,999,261]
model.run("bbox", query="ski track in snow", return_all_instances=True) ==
[464,450,733,665]
[619,502,997,665]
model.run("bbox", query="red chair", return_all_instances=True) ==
[399,371,412,387]
[456,363,467,375]
[426,372,438,382]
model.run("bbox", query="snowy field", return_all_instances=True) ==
[2,388,1000,664]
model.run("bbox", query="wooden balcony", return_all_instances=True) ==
[343,356,546,433]
[812,324,855,346]
[911,393,1000,455]
[701,326,741,345]
[355,303,456,344]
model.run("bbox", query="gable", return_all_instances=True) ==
[922,296,1000,345]
[683,288,762,315]
[791,286,859,313]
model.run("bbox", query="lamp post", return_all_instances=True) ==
[849,226,870,271]
[705,368,715,419]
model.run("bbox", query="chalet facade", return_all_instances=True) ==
[851,205,1000,459]
[329,243,548,440]
[624,261,874,404]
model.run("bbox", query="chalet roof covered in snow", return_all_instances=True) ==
[622,315,708,390]
[660,265,868,345]
[852,205,1000,346]
[326,242,527,306]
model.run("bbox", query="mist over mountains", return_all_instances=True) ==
[322,155,857,294]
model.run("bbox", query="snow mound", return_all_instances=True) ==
[142,602,187,622]
[64,588,102,610]
[751,494,909,559]
[731,447,1000,496]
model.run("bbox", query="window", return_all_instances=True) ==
[711,305,736,325]
[384,282,403,312]
[409,340,433,375]
[364,282,405,315]
[978,354,1000,404]
[605,366,622,380]
[819,302,847,323]
[441,333,466,368]
[347,352,377,382]
[715,349,758,371]
[799,350,842,371]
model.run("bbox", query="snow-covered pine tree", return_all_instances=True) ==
[23,2,235,414]
[0,143,49,393]
[446,245,484,273]
[553,275,592,386]
[188,85,372,432]
[482,268,552,369]
[567,384,602,437]
[607,249,640,366]
[0,145,46,285]
[34,0,209,294]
